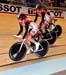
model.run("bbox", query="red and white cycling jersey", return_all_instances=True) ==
[50,12,55,20]
[19,19,38,36]
[44,13,51,23]
[29,22,38,35]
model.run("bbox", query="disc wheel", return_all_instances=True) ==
[35,40,48,57]
[43,31,57,45]
[53,25,62,37]
[47,31,57,45]
[9,42,26,61]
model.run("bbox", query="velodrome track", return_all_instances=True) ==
[0,13,66,74]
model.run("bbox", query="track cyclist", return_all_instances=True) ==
[34,4,55,33]
[18,13,40,54]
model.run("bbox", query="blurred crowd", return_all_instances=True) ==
[0,0,13,3]
[0,0,66,7]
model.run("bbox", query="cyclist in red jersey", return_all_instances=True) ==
[18,13,40,54]
[34,5,55,33]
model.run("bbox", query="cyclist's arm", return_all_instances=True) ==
[23,22,29,39]
[39,12,45,25]
[34,12,38,22]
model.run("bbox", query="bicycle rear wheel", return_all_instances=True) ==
[53,25,62,37]
[35,40,48,57]
[47,31,57,45]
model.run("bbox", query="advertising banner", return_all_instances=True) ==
[0,3,66,19]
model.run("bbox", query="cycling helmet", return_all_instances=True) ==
[18,13,27,20]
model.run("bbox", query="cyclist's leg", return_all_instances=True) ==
[24,40,31,54]
[27,29,40,51]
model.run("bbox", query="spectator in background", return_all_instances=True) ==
[20,0,26,3]
[40,0,44,5]
[6,0,12,3]
[60,0,65,7]
[53,0,60,7]
[26,0,41,7]
[60,0,65,3]
[0,0,15,4]
[40,0,52,7]
[0,0,8,3]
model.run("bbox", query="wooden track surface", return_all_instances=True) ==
[0,13,66,71]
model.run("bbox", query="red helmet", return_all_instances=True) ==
[18,13,27,20]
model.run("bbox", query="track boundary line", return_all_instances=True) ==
[0,52,66,67]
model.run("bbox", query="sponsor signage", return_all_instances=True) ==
[0,3,66,18]
[28,8,63,18]
[0,3,28,14]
